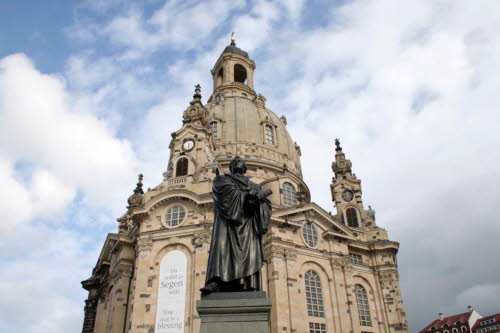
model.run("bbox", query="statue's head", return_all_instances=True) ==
[229,156,247,175]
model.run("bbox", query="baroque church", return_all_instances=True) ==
[81,39,409,333]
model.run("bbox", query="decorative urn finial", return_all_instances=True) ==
[128,173,144,207]
[193,84,202,100]
[134,173,144,194]
[335,138,342,152]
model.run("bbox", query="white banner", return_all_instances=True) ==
[155,250,187,333]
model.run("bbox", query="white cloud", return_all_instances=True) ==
[101,0,246,55]
[0,225,100,333]
[0,53,138,230]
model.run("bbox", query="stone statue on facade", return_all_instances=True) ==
[201,156,272,294]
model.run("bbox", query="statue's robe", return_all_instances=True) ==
[205,173,272,290]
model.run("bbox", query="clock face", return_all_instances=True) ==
[183,140,194,151]
[342,190,354,202]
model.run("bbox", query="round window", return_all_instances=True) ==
[302,222,318,247]
[164,205,186,227]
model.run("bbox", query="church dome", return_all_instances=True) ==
[222,44,249,58]
[206,93,302,176]
[205,42,303,179]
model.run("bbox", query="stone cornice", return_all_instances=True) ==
[272,203,356,239]
[214,82,256,96]
[349,239,400,253]
[269,218,302,231]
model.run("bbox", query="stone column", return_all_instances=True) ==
[264,245,289,333]
[82,295,99,333]
[331,257,355,333]
[108,262,134,333]
[81,276,101,333]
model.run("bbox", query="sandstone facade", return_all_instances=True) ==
[81,41,409,333]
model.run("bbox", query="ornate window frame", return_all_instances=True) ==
[207,116,224,140]
[162,204,188,229]
[209,121,219,139]
[175,157,189,177]
[234,63,247,84]
[261,117,278,146]
[255,96,266,106]
[304,270,325,318]
[343,206,361,228]
[354,284,372,327]
[213,93,224,104]
[301,222,319,248]
[348,253,363,265]
[281,181,297,206]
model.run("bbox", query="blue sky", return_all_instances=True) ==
[1,0,500,332]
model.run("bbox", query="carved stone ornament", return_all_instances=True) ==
[127,193,142,206]
[118,218,129,234]
[379,271,399,288]
[342,190,354,202]
[296,184,308,204]
[192,230,210,249]
[284,248,298,261]
[264,245,285,261]
[136,237,153,259]
[182,105,208,124]
[284,248,298,267]
[331,257,353,270]
[127,174,144,208]
[110,264,133,284]
[332,157,352,174]
[84,297,98,311]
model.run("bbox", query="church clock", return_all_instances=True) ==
[183,139,195,152]
[342,190,354,202]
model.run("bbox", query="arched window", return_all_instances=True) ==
[234,64,247,83]
[216,68,224,86]
[354,284,372,327]
[302,223,318,247]
[461,327,467,333]
[209,121,219,138]
[282,182,297,206]
[265,124,274,144]
[175,157,188,177]
[346,207,359,227]
[453,328,459,333]
[304,270,324,317]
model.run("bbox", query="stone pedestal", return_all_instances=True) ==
[196,291,272,333]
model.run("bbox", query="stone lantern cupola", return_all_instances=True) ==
[211,34,256,91]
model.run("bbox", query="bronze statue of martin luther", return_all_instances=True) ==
[201,156,272,294]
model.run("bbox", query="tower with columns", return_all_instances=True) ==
[81,38,408,333]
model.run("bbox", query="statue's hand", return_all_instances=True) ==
[244,192,260,213]
[256,188,272,200]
